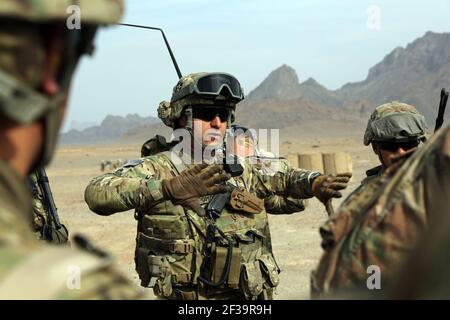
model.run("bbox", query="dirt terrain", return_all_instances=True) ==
[47,133,379,300]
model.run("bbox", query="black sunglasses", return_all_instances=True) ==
[378,140,419,152]
[191,107,231,122]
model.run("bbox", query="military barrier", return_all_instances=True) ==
[287,152,353,175]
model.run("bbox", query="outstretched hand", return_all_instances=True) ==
[312,172,352,205]
[161,163,231,216]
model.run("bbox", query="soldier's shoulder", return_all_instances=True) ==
[361,165,383,185]
[141,135,174,157]
[0,239,145,299]
[117,153,174,171]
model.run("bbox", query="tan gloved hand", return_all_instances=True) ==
[311,173,352,204]
[161,163,231,216]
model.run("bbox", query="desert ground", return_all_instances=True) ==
[47,132,380,300]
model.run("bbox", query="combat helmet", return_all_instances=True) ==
[0,0,124,165]
[363,101,428,146]
[158,72,244,128]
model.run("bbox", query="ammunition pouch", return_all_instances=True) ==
[240,253,280,299]
[135,213,200,298]
[199,225,280,300]
[211,246,241,289]
[136,233,197,296]
[198,224,242,289]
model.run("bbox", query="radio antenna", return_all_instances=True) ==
[116,23,182,79]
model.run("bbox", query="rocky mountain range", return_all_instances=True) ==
[60,114,159,144]
[246,31,450,123]
[61,31,450,144]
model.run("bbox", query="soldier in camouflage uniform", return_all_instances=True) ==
[85,72,352,300]
[310,101,429,298]
[362,102,427,183]
[0,0,147,299]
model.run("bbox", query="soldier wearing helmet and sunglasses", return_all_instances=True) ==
[311,101,431,298]
[85,72,352,300]
[0,0,148,299]
[362,102,427,182]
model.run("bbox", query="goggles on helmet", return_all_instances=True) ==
[172,73,244,103]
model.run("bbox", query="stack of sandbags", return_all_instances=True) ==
[286,152,352,175]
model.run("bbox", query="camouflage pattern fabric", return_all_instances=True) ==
[0,159,146,299]
[310,124,450,298]
[0,0,149,300]
[363,101,427,145]
[336,165,382,212]
[85,147,318,300]
[140,135,307,215]
[385,124,450,299]
[27,172,47,239]
[246,155,306,214]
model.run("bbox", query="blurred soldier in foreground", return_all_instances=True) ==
[0,0,145,299]
[311,102,429,298]
[386,123,450,298]
[85,72,351,300]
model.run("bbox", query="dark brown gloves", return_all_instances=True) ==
[161,163,231,216]
[311,173,352,205]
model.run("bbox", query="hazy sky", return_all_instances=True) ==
[63,0,450,132]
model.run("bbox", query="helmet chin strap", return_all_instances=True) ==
[184,106,204,152]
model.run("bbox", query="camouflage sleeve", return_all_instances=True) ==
[60,265,149,300]
[250,161,321,200]
[264,195,306,214]
[84,159,166,215]
[0,244,151,300]
[27,172,46,235]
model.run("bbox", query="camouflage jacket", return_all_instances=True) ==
[85,147,319,300]
[246,155,306,214]
[331,165,383,214]
[0,160,145,299]
[385,125,450,299]
[361,165,382,185]
[141,136,307,215]
[310,132,447,298]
